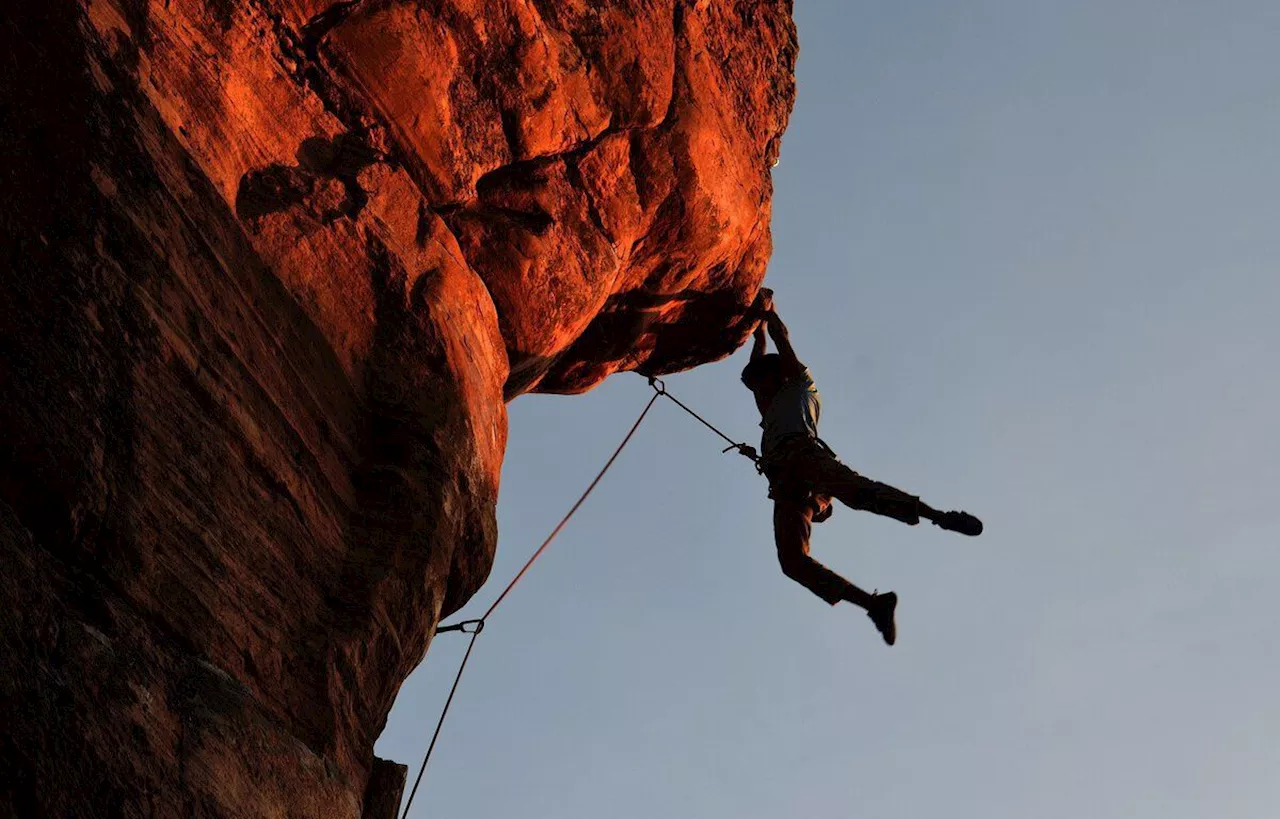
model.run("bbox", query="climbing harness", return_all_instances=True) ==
[399,375,756,819]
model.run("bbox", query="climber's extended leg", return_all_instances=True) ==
[794,445,982,535]
[772,498,897,644]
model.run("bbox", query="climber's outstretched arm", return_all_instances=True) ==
[750,319,768,360]
[765,310,805,379]
[750,287,773,362]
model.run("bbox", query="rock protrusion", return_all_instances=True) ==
[0,0,796,815]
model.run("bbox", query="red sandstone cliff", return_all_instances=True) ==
[0,1,796,815]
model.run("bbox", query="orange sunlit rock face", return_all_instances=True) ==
[0,0,795,815]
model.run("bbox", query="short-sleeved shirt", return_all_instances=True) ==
[760,368,821,456]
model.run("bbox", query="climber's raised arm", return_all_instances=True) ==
[750,287,775,363]
[750,318,768,360]
[764,309,805,380]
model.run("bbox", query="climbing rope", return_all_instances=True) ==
[645,375,760,465]
[400,376,755,819]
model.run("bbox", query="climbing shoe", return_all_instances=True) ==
[934,510,983,537]
[866,591,898,646]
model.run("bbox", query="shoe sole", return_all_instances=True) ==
[869,593,897,646]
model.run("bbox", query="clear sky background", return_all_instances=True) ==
[376,2,1280,816]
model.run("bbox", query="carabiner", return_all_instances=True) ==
[436,618,485,635]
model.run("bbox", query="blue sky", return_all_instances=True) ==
[377,2,1280,816]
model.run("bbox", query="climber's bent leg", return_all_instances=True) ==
[773,498,874,609]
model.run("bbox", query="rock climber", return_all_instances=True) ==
[739,289,983,645]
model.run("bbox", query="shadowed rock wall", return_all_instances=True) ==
[0,0,796,815]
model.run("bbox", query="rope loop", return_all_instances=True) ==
[401,389,662,819]
[403,376,757,819]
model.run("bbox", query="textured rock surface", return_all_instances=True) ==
[0,0,795,815]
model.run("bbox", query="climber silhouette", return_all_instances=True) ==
[740,289,982,645]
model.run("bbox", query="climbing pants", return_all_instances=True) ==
[763,437,921,606]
